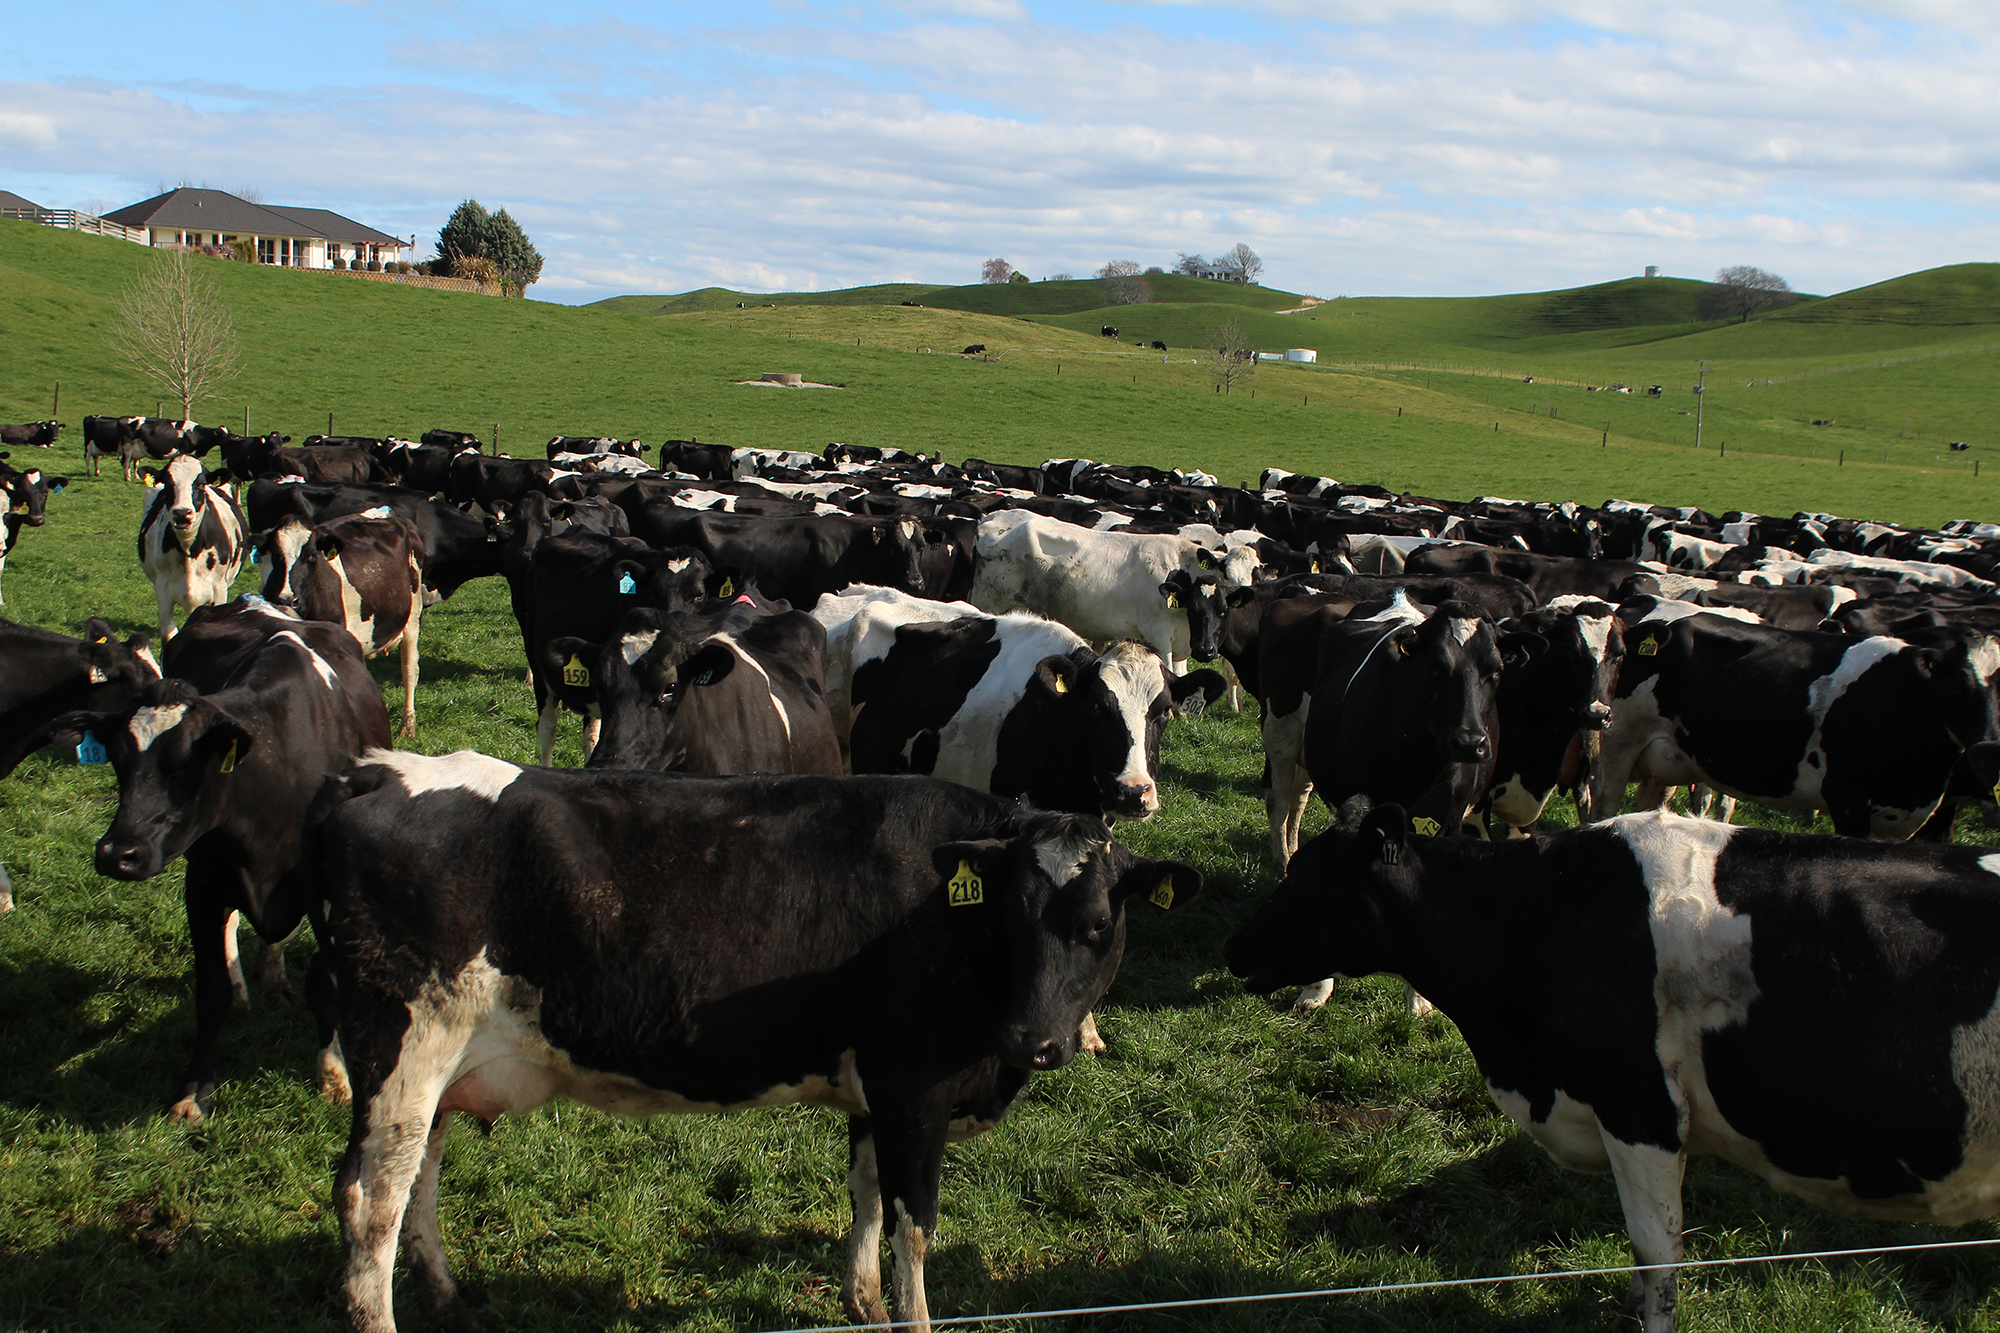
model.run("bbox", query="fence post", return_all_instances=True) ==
[493,423,500,456]
[1839,450,1844,467]
[243,405,248,435]
[328,411,335,435]
[52,381,59,420]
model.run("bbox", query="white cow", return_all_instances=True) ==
[137,454,247,641]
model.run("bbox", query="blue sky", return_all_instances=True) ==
[3,1,1996,303]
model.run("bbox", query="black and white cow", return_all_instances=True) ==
[553,597,843,776]
[319,760,1198,1333]
[0,420,63,447]
[0,617,161,912]
[1486,600,1622,832]
[245,480,504,603]
[1591,615,2000,838]
[1229,796,2000,1333]
[810,585,983,755]
[1,456,66,607]
[48,601,392,1118]
[133,416,197,459]
[82,415,144,480]
[850,613,1215,819]
[254,513,427,736]
[138,454,247,639]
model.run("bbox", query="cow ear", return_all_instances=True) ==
[544,637,602,689]
[1168,668,1225,715]
[1195,548,1220,572]
[1360,803,1412,865]
[683,641,737,689]
[1112,858,1202,911]
[46,710,113,754]
[1498,630,1546,668]
[1389,625,1419,657]
[140,468,160,488]
[49,477,68,493]
[1158,581,1184,610]
[1033,655,1079,697]
[316,534,343,561]
[1225,585,1258,609]
[1912,646,1943,679]
[930,840,1009,906]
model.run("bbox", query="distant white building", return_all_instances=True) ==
[101,188,410,269]
[1189,262,1249,283]
[1285,348,1317,363]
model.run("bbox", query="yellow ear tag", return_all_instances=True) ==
[1411,816,1441,837]
[1637,634,1660,656]
[1149,874,1175,910]
[947,860,984,906]
[1166,593,1180,608]
[718,577,734,599]
[1053,674,1067,694]
[1310,559,1320,573]
[219,741,237,774]
[562,654,591,687]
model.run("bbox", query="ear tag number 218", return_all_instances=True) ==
[947,860,983,906]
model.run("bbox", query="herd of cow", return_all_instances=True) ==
[8,412,2000,1332]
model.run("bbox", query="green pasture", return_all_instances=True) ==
[7,219,2000,1329]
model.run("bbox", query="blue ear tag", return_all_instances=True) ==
[77,732,108,765]
[618,571,637,595]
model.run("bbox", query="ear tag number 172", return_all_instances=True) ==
[76,732,108,765]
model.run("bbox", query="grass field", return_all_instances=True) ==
[7,220,2000,1331]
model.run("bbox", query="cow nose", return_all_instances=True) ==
[95,840,151,880]
[1581,701,1613,730]
[1002,1030,1072,1071]
[170,507,193,525]
[1451,732,1491,763]
[1111,779,1158,816]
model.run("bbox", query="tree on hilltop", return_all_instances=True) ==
[437,200,544,296]
[1700,266,1795,322]
[1096,259,1152,304]
[1217,242,1264,284]
[981,257,1015,284]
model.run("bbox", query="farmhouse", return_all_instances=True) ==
[1189,261,1250,283]
[100,188,410,269]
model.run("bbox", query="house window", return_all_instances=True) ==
[257,238,276,264]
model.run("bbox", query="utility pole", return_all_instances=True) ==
[1693,360,1709,450]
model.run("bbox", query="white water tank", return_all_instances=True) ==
[1285,348,1317,363]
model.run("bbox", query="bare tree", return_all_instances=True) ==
[1173,252,1206,276]
[1210,318,1256,394]
[1097,259,1151,305]
[109,250,243,420]
[1217,242,1264,284]
[980,257,1015,284]
[1700,266,1795,322]
[1049,272,1076,281]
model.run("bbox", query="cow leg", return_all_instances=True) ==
[0,861,12,913]
[1291,978,1336,1014]
[222,908,251,1008]
[305,948,351,1104]
[174,873,240,1119]
[842,1121,888,1327]
[536,697,561,766]
[337,1014,469,1333]
[403,1112,481,1333]
[581,713,602,761]
[255,936,294,1003]
[1261,701,1312,867]
[1077,1011,1107,1056]
[154,578,180,642]
[1219,657,1243,713]
[1602,1135,1685,1333]
[871,1095,952,1333]
[397,615,421,738]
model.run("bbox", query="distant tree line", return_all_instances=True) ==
[978,242,1264,297]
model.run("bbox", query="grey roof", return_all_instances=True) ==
[0,190,45,212]
[103,188,406,246]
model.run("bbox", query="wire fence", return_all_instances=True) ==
[760,1236,2000,1332]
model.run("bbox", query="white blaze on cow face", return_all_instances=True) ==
[1970,635,2000,686]
[128,703,189,751]
[619,630,660,665]
[1979,854,2000,878]
[262,521,312,602]
[365,748,521,802]
[1034,827,1106,889]
[1095,642,1167,816]
[1447,614,1481,647]
[161,454,208,537]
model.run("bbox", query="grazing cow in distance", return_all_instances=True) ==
[1100,325,1119,338]
[0,421,63,447]
[1592,615,2000,838]
[253,512,427,736]
[139,454,247,639]
[1230,797,2000,1333]
[960,344,987,355]
[555,597,843,776]
[48,600,392,1118]
[318,759,1198,1333]
[82,415,144,480]
[1150,340,1167,351]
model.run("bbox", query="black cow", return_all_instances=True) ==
[0,456,66,608]
[546,435,647,460]
[209,431,292,484]
[0,420,63,447]
[376,439,474,496]
[48,601,392,1118]
[960,344,986,356]
[319,761,1197,1333]
[138,455,246,639]
[82,415,144,480]
[254,513,427,736]
[619,507,937,606]
[1592,615,2000,838]
[523,533,716,764]
[420,429,484,451]
[1099,325,1118,338]
[1150,340,1167,351]
[0,617,160,909]
[1487,601,1621,832]
[133,417,197,459]
[1405,544,1649,602]
[1230,796,2000,1333]
[554,598,843,775]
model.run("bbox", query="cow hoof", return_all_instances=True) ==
[1404,985,1436,1019]
[167,1085,213,1121]
[1078,1012,1108,1057]
[230,989,252,1012]
[398,720,418,740]
[842,1290,890,1329]
[1291,979,1337,1015]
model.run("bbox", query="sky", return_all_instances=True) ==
[2,1,1996,305]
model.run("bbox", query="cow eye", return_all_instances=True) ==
[1089,915,1113,939]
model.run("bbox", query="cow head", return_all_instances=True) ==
[1376,601,1508,767]
[931,814,1198,1071]
[250,515,329,612]
[144,454,213,547]
[1226,795,1407,995]
[1,462,53,527]
[1014,641,1187,819]
[559,606,753,772]
[50,681,254,880]
[1159,569,1226,662]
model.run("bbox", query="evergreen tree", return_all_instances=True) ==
[435,200,544,296]
[437,199,492,270]
[488,208,544,295]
